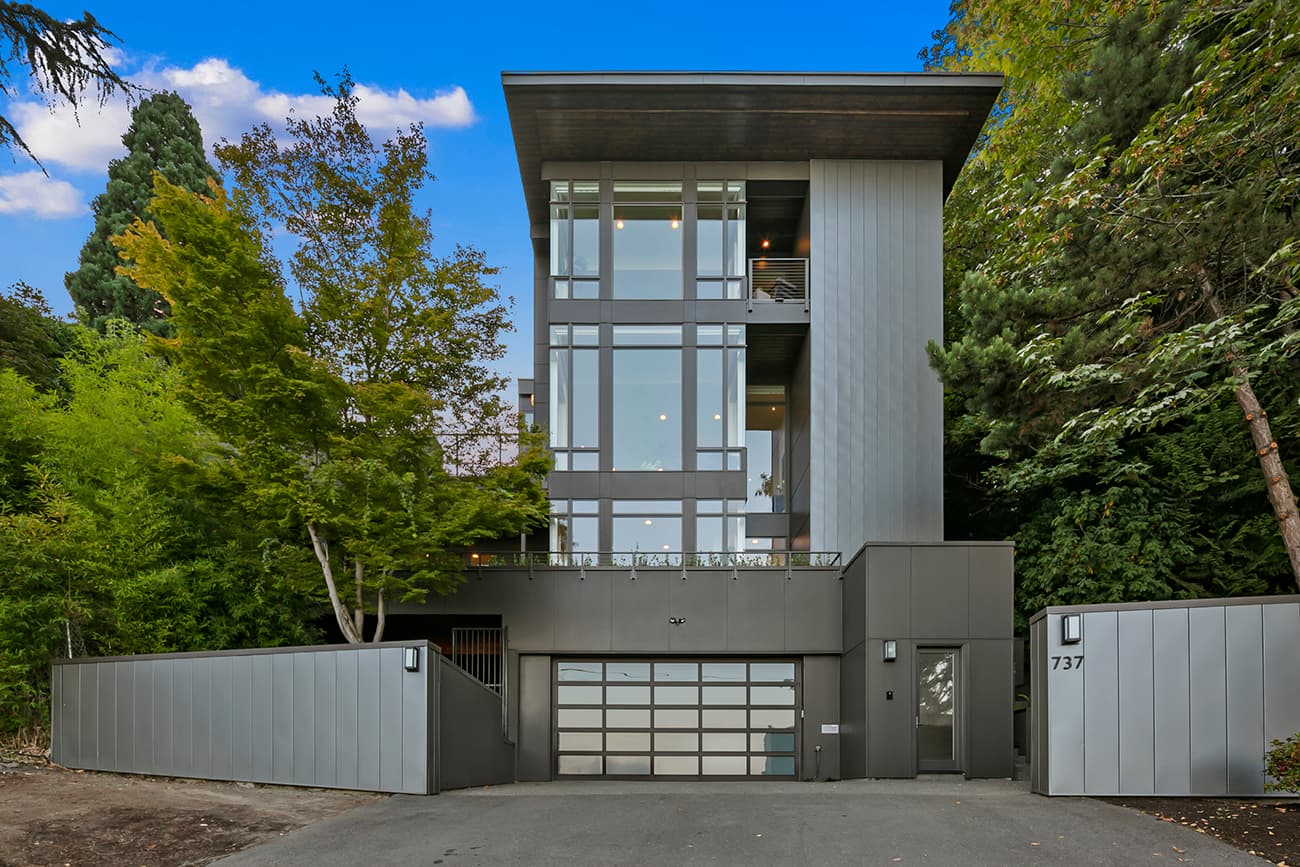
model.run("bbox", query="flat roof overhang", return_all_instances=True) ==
[503,71,1004,238]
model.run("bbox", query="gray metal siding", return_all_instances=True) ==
[801,656,841,780]
[517,654,552,781]
[808,160,944,554]
[1032,598,1300,796]
[437,657,514,790]
[51,643,434,795]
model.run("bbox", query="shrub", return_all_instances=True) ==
[1264,733,1300,795]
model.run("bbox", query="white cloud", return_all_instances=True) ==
[5,57,477,172]
[0,171,87,218]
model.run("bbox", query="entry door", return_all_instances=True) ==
[916,649,961,773]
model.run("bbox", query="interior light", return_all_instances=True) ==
[662,544,670,550]
[760,239,771,249]
[616,219,625,230]
[713,413,721,421]
[771,406,777,412]
[750,539,759,544]
[644,519,653,525]
[659,413,667,421]
[670,218,680,230]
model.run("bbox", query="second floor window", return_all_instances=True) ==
[549,324,599,470]
[612,325,682,471]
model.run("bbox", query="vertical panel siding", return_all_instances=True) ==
[1225,605,1264,794]
[1117,611,1155,794]
[1152,608,1192,794]
[1038,599,1300,796]
[808,160,944,555]
[50,644,433,794]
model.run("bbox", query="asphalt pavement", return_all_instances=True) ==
[216,778,1262,866]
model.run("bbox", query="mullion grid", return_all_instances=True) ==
[696,179,746,300]
[554,658,797,779]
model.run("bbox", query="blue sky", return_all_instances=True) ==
[1,0,951,381]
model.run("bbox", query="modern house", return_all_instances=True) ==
[394,71,1015,782]
[49,72,1019,791]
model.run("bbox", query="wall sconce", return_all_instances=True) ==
[882,639,897,662]
[1061,614,1082,645]
[403,646,420,672]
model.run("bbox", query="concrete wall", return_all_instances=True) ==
[808,160,945,553]
[840,543,1015,779]
[399,566,843,655]
[52,642,434,795]
[437,655,514,790]
[1031,597,1300,797]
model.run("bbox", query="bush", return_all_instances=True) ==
[1265,733,1300,795]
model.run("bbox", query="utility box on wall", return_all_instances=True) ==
[1030,597,1300,796]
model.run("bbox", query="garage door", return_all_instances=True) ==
[553,659,798,779]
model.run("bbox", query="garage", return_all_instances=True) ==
[553,659,799,779]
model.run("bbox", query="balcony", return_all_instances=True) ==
[748,258,807,308]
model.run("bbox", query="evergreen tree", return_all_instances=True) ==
[65,92,217,335]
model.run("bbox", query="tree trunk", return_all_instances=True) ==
[1229,368,1300,590]
[307,522,363,644]
[1200,270,1300,589]
[372,589,386,643]
[353,560,365,639]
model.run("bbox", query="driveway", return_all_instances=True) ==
[215,778,1262,866]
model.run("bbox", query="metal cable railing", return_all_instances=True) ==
[748,258,809,311]
[463,551,842,569]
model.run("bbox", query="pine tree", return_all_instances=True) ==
[65,92,217,334]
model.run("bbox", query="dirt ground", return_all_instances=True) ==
[0,761,379,867]
[1102,797,1300,866]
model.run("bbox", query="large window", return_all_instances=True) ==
[611,500,682,554]
[551,181,599,299]
[746,386,786,513]
[612,326,682,472]
[551,499,599,558]
[696,181,746,300]
[696,499,746,553]
[696,325,745,471]
[549,324,600,470]
[613,182,682,299]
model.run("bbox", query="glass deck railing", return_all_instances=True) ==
[464,551,842,569]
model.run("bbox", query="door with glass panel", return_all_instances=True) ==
[916,648,961,773]
[553,659,799,779]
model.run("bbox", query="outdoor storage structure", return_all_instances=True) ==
[1030,596,1300,796]
[50,641,513,794]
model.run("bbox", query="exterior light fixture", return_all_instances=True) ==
[403,647,420,672]
[882,640,898,662]
[1061,614,1082,644]
[760,239,771,249]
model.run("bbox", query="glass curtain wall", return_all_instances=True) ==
[549,324,600,470]
[550,499,599,560]
[612,326,682,472]
[613,183,683,299]
[695,324,746,471]
[611,500,682,556]
[551,181,599,299]
[696,181,746,300]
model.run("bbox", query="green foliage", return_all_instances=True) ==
[927,0,1300,620]
[120,75,548,643]
[0,328,317,732]
[67,92,218,334]
[0,1,132,163]
[0,282,74,392]
[1265,733,1300,795]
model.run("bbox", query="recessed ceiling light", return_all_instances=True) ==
[760,239,771,249]
[616,219,625,229]
[644,519,653,525]
[659,414,667,421]
[662,544,670,550]
[713,413,721,420]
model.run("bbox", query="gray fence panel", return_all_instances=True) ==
[1152,607,1191,794]
[1082,611,1119,794]
[1264,603,1300,748]
[1034,597,1300,796]
[1117,610,1155,795]
[1225,605,1265,794]
[334,650,359,790]
[436,657,513,791]
[52,642,434,794]
[1188,606,1228,794]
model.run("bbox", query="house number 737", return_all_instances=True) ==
[1051,655,1084,670]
